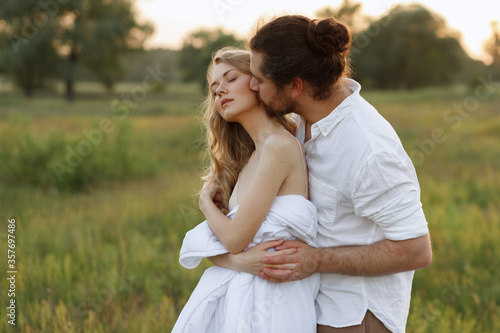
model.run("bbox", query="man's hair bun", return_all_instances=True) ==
[250,14,352,100]
[307,18,351,56]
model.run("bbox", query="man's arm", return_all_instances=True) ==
[259,233,432,282]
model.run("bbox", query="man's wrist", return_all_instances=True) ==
[304,247,322,275]
[313,247,334,274]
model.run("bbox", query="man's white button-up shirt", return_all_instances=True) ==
[296,79,429,333]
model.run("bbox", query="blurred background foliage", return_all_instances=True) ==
[0,0,499,332]
[0,0,153,99]
[0,0,499,97]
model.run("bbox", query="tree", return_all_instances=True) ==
[77,0,154,92]
[0,4,59,97]
[484,21,500,81]
[122,48,178,83]
[484,21,500,66]
[0,0,153,99]
[315,0,368,36]
[178,28,243,88]
[351,4,470,89]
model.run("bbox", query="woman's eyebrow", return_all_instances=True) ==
[210,69,236,91]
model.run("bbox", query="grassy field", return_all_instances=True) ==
[0,79,499,332]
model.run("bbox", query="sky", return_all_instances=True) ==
[135,0,500,62]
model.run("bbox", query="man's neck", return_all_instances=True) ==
[304,120,312,142]
[298,79,353,125]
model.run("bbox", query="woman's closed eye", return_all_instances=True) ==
[212,77,237,97]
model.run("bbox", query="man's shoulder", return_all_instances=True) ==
[341,99,401,148]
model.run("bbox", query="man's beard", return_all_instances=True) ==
[258,89,298,117]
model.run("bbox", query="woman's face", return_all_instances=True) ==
[210,62,259,122]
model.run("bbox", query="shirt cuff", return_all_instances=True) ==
[369,190,429,241]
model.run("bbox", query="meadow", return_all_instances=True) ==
[0,79,499,332]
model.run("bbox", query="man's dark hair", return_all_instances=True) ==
[250,15,352,100]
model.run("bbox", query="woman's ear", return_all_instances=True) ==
[288,77,303,98]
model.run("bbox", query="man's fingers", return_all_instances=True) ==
[261,268,296,281]
[265,263,299,270]
[262,251,298,265]
[258,272,285,283]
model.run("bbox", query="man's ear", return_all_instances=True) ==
[287,77,303,99]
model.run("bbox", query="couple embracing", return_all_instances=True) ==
[173,14,431,333]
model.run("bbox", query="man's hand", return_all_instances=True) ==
[260,234,432,280]
[259,240,319,283]
[209,239,301,275]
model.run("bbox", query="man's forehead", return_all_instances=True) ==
[249,51,260,66]
[249,52,263,77]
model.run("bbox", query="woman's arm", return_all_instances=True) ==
[208,239,299,275]
[199,135,297,255]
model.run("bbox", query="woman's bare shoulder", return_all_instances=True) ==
[261,131,304,165]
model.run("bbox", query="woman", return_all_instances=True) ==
[172,47,319,333]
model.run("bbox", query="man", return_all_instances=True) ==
[210,15,431,332]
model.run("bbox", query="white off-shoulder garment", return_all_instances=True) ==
[172,195,320,333]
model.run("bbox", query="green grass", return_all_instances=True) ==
[0,81,499,332]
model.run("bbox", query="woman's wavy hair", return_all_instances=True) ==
[201,47,297,214]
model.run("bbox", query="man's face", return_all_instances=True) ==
[249,51,298,115]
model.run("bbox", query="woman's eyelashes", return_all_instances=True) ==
[213,77,237,97]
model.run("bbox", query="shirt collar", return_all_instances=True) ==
[299,78,360,141]
[317,78,361,136]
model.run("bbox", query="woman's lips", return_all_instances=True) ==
[221,99,233,108]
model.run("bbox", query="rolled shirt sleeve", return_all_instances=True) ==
[352,151,429,241]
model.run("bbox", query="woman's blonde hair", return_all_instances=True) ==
[201,47,297,214]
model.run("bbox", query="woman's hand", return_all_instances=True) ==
[199,182,220,212]
[209,239,301,276]
[232,239,301,276]
[259,240,319,282]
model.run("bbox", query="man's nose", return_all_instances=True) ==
[250,77,260,92]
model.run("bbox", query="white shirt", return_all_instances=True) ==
[296,79,429,333]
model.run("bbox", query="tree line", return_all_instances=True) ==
[0,0,153,100]
[178,1,499,91]
[0,0,499,99]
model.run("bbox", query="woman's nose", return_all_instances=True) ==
[216,84,227,96]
